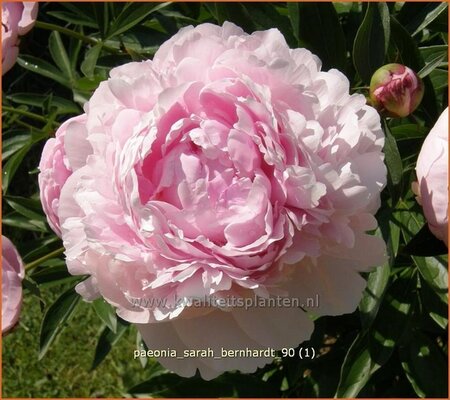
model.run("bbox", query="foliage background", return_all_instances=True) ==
[2,2,448,398]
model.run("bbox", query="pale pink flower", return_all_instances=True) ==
[370,63,424,118]
[39,22,387,379]
[2,236,25,335]
[2,1,38,75]
[415,108,448,245]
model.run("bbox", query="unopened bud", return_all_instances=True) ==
[369,63,424,118]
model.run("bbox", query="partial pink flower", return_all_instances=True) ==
[2,1,38,75]
[39,22,387,379]
[415,107,448,245]
[2,236,25,335]
[370,63,424,118]
[39,115,91,236]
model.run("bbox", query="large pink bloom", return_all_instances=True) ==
[2,1,38,75]
[2,236,25,334]
[415,108,448,245]
[39,22,387,379]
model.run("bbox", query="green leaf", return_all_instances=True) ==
[400,331,447,397]
[397,2,447,36]
[106,2,171,39]
[390,124,428,141]
[81,43,103,78]
[91,318,129,370]
[7,93,80,115]
[31,265,79,287]
[368,269,416,368]
[289,2,347,71]
[383,120,403,204]
[48,31,75,81]
[420,279,448,330]
[359,259,390,329]
[353,2,390,83]
[4,195,45,221]
[404,224,448,256]
[335,332,373,397]
[411,2,448,37]
[205,3,256,33]
[418,51,447,79]
[420,45,448,65]
[1,134,31,161]
[16,56,70,87]
[413,256,448,304]
[39,286,81,359]
[46,11,99,28]
[430,68,448,92]
[92,298,118,333]
[2,213,48,232]
[127,372,279,397]
[242,3,296,48]
[2,143,32,193]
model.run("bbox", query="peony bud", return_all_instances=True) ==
[369,63,424,118]
[415,108,448,246]
[2,236,25,335]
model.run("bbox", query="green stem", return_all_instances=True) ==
[25,247,65,271]
[35,21,121,54]
[3,105,60,128]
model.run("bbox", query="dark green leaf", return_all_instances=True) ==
[2,143,32,193]
[205,3,256,33]
[404,224,448,256]
[383,120,403,204]
[289,2,347,70]
[81,43,103,78]
[400,331,448,397]
[2,134,31,160]
[7,93,80,115]
[241,3,296,48]
[106,3,171,39]
[412,3,448,37]
[48,31,75,81]
[39,286,81,359]
[2,213,48,232]
[17,56,70,87]
[335,332,373,398]
[430,68,448,92]
[368,269,416,368]
[418,51,447,79]
[353,3,390,82]
[4,195,45,221]
[359,259,390,329]
[30,264,80,287]
[397,2,447,36]
[91,318,129,370]
[420,279,448,330]
[47,11,99,28]
[92,298,118,333]
[390,124,428,141]
[413,256,448,304]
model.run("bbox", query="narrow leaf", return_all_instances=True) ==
[39,287,81,359]
[353,3,390,82]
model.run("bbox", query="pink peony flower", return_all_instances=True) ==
[39,22,387,379]
[2,1,38,75]
[2,236,25,335]
[370,63,424,118]
[415,108,448,245]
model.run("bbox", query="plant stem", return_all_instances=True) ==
[34,21,121,54]
[3,105,60,128]
[25,247,65,271]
